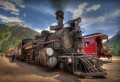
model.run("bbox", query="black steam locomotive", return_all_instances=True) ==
[16,11,107,76]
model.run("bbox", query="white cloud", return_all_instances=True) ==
[87,5,101,12]
[66,2,101,18]
[34,28,42,33]
[73,2,88,18]
[20,5,25,8]
[46,26,55,33]
[0,14,22,22]
[32,6,55,16]
[67,5,102,31]
[0,0,19,12]
[111,9,120,17]
[51,23,57,26]
[81,16,106,29]
[8,0,25,8]
[108,35,113,39]
[0,0,25,16]
[34,27,55,33]
[66,2,88,18]
[11,11,19,15]
[34,22,57,33]
[81,9,120,32]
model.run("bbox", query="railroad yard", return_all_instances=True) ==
[0,56,120,82]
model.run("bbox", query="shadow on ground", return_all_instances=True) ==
[1,56,107,82]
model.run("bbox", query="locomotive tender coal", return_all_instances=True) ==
[16,11,107,76]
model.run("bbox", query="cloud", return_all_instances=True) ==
[34,28,42,33]
[11,11,19,15]
[45,23,56,33]
[31,6,55,16]
[71,4,119,31]
[73,2,88,18]
[108,35,113,39]
[0,0,25,15]
[66,2,88,18]
[34,22,57,33]
[111,9,120,17]
[0,14,22,22]
[81,9,120,33]
[87,5,101,12]
[51,23,57,26]
[81,15,106,28]
[66,2,101,18]
[0,0,19,12]
[8,0,25,8]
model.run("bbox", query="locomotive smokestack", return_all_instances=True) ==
[56,10,64,29]
[50,11,64,31]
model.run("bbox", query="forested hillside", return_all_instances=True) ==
[0,24,39,53]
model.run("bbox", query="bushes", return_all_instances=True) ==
[110,44,120,56]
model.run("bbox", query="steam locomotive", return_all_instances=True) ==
[16,11,107,76]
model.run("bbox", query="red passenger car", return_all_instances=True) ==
[80,33,112,59]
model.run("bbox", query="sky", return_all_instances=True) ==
[0,0,120,38]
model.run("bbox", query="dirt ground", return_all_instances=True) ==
[0,56,120,82]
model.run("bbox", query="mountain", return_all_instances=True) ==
[0,23,39,53]
[108,31,120,55]
[108,31,120,45]
[5,22,26,27]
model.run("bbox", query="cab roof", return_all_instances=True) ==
[83,33,108,39]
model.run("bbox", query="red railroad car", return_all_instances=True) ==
[80,33,112,59]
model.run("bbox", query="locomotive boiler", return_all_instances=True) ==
[16,11,107,76]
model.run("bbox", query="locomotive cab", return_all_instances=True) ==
[83,33,112,60]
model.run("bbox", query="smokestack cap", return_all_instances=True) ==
[55,10,64,19]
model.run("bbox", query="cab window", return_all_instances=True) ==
[86,40,90,47]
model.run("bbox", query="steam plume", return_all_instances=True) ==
[51,0,67,11]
